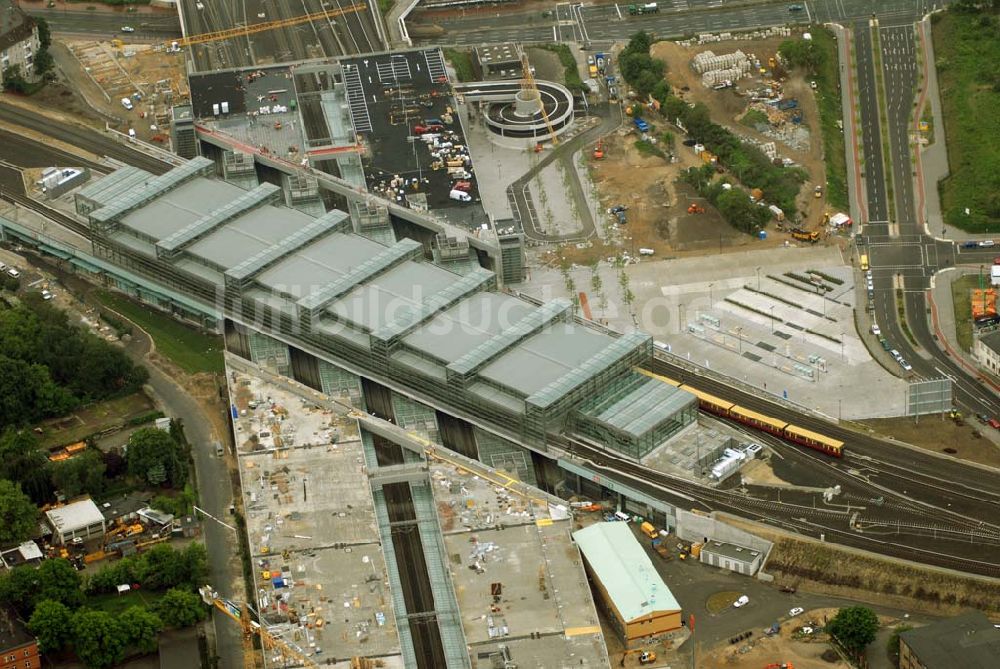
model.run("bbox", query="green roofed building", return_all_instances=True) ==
[573,522,682,647]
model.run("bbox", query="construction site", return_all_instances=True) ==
[225,359,611,668]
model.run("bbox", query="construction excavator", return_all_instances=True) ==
[593,139,605,160]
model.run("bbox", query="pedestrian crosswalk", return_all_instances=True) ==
[423,49,448,83]
[342,65,373,134]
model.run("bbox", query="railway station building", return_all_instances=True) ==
[573,522,682,647]
[63,159,700,470]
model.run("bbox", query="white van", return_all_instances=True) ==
[121,97,134,111]
[639,248,655,256]
[613,511,630,522]
[449,189,472,202]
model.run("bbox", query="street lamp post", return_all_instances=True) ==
[737,327,743,354]
[770,305,775,333]
[755,266,761,291]
[709,282,714,309]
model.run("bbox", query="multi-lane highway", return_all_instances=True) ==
[411,0,953,46]
[177,0,384,73]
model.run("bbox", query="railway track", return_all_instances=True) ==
[0,189,91,239]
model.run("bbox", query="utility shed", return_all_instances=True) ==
[45,499,106,545]
[699,540,762,575]
[899,611,1000,669]
[573,522,682,646]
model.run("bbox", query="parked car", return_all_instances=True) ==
[789,607,804,617]
[899,358,912,372]
[962,241,978,249]
[871,323,881,336]
[7,267,20,278]
[989,418,1000,430]
[979,240,996,248]
[121,26,135,32]
[733,595,749,608]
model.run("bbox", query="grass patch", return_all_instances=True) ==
[895,288,917,347]
[377,0,394,13]
[766,536,1000,615]
[951,274,983,352]
[35,392,155,450]
[536,44,585,93]
[442,48,474,83]
[741,108,769,128]
[85,589,165,616]
[635,139,665,158]
[807,27,849,211]
[933,8,1000,232]
[95,291,224,374]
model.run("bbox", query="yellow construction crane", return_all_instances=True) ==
[199,586,377,669]
[520,52,559,146]
[171,3,366,48]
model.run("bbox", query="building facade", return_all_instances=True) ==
[973,331,1000,377]
[0,608,40,669]
[573,522,682,647]
[699,540,763,576]
[899,611,1000,669]
[45,498,107,545]
[0,0,40,82]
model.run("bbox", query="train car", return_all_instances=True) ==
[729,405,790,437]
[679,384,737,417]
[783,424,844,458]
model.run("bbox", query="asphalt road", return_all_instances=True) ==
[178,0,384,73]
[22,8,181,39]
[412,0,956,46]
[849,20,1000,417]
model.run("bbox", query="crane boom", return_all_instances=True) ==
[174,3,367,48]
[520,52,559,146]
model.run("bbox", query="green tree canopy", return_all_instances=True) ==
[126,427,188,488]
[778,38,826,72]
[118,606,162,654]
[0,480,37,545]
[829,606,879,654]
[50,449,107,499]
[0,429,53,503]
[36,558,86,609]
[154,588,206,628]
[28,600,73,653]
[72,610,126,669]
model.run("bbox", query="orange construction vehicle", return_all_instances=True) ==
[593,140,605,160]
[620,649,656,666]
[765,664,794,669]
[687,203,705,214]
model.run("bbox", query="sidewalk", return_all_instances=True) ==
[832,23,866,227]
[914,16,950,240]
[926,267,1000,395]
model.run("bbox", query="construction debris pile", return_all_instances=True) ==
[678,25,792,47]
[692,49,753,88]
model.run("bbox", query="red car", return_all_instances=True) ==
[989,418,1000,430]
[452,181,472,192]
[994,256,1000,265]
[413,124,444,135]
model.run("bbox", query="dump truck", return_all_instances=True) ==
[791,228,819,243]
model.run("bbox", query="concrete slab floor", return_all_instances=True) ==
[517,245,909,419]
[428,456,610,668]
[228,367,403,664]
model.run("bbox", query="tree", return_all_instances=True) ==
[50,450,106,499]
[126,428,188,488]
[0,355,76,427]
[34,17,51,50]
[829,606,879,654]
[0,480,37,544]
[118,606,162,654]
[0,429,52,503]
[33,48,54,78]
[28,600,73,653]
[36,558,85,609]
[154,588,206,628]
[72,610,126,669]
[2,65,28,93]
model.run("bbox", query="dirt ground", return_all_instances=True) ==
[651,34,830,228]
[701,607,848,669]
[859,416,1000,468]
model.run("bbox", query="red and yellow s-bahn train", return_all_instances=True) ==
[639,369,844,458]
